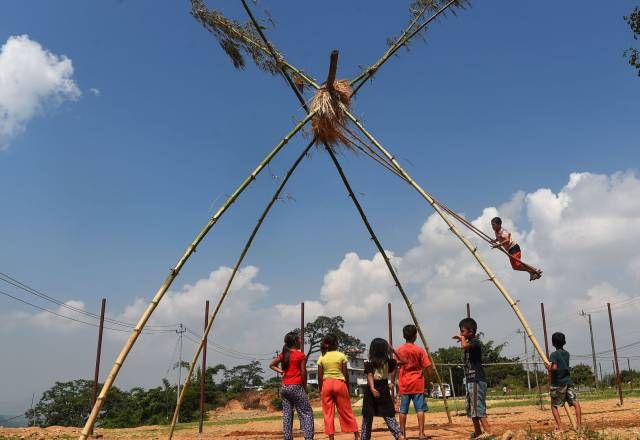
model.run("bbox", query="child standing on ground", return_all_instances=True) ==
[490,216,542,281]
[453,318,493,439]
[269,331,314,440]
[317,334,360,440]
[361,338,406,440]
[396,324,432,440]
[546,332,582,431]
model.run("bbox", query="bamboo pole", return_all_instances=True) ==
[350,0,458,92]
[236,0,319,91]
[78,114,314,440]
[239,4,453,421]
[325,146,453,424]
[166,139,315,439]
[342,108,550,367]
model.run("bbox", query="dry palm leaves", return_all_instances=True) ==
[310,80,353,149]
[191,0,282,73]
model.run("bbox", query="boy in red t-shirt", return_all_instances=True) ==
[395,324,432,440]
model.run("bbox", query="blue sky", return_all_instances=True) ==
[1,0,639,415]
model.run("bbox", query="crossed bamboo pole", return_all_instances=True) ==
[166,2,462,431]
[78,113,315,440]
[166,139,315,439]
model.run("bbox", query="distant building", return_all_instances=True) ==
[307,351,368,396]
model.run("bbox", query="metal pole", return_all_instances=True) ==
[517,329,532,392]
[89,298,106,436]
[92,298,106,408]
[449,367,458,413]
[466,303,470,319]
[300,302,304,354]
[607,303,623,405]
[534,360,543,410]
[199,301,209,434]
[628,358,632,391]
[388,302,393,346]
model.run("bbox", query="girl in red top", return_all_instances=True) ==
[270,331,314,440]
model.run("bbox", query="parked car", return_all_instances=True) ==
[430,383,451,398]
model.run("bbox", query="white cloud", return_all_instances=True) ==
[88,87,100,96]
[0,35,81,149]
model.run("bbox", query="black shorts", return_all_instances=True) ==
[508,244,521,255]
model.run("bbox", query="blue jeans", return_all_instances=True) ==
[399,393,428,414]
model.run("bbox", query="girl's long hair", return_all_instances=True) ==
[281,331,299,371]
[368,338,390,370]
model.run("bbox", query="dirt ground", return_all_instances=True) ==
[2,397,639,440]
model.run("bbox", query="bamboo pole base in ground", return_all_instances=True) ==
[341,107,576,429]
[166,139,315,439]
[77,113,314,440]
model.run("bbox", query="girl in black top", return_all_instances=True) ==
[361,338,406,440]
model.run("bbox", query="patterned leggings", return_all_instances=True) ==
[281,385,314,440]
[361,415,403,440]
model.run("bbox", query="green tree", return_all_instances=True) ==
[571,364,595,387]
[26,379,93,427]
[222,360,265,394]
[624,6,640,76]
[298,315,365,359]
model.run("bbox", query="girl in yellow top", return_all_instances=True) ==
[317,334,360,440]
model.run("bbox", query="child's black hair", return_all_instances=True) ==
[491,216,502,226]
[459,318,478,335]
[368,338,390,371]
[551,332,566,349]
[403,324,418,342]
[281,331,299,371]
[322,333,339,352]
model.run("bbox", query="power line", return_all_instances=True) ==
[0,288,173,334]
[0,271,174,330]
[185,329,274,357]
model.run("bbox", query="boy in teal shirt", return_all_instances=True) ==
[546,332,582,431]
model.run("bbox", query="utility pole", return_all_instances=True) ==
[466,303,470,319]
[628,358,633,391]
[579,310,598,387]
[176,323,186,421]
[599,362,603,384]
[90,298,106,437]
[517,328,532,392]
[607,303,623,405]
[199,301,209,434]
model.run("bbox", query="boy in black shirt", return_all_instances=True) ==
[546,332,582,431]
[453,318,493,439]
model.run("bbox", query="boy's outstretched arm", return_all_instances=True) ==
[452,334,471,350]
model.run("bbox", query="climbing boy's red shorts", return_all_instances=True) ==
[508,244,522,270]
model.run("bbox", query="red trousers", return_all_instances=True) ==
[509,249,523,270]
[320,378,358,434]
